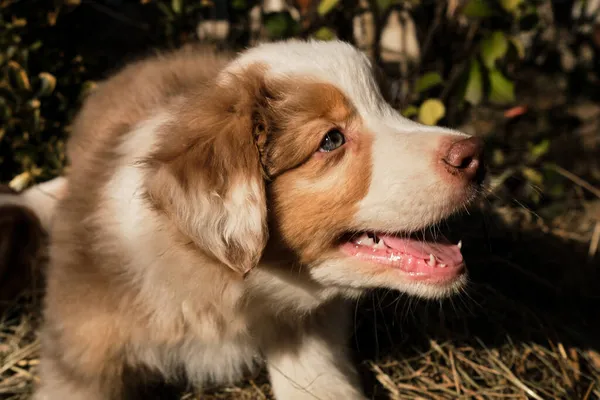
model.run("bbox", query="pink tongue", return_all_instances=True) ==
[381,234,463,266]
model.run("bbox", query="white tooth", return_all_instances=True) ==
[457,240,462,250]
[439,263,447,268]
[361,237,375,247]
[428,254,436,267]
[374,238,386,249]
[355,234,370,245]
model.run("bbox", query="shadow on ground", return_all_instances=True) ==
[352,204,600,399]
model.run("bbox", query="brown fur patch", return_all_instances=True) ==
[256,78,372,264]
[268,131,372,264]
[144,64,270,274]
[262,80,357,177]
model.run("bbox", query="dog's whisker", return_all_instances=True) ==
[353,296,363,352]
[371,294,380,361]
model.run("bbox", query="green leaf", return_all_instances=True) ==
[548,183,565,198]
[481,31,508,69]
[12,17,26,27]
[9,171,32,192]
[7,61,31,91]
[525,185,542,204]
[185,3,204,13]
[463,0,494,18]
[488,68,515,104]
[29,40,42,51]
[402,105,418,118]
[264,13,298,39]
[6,46,17,60]
[539,166,570,203]
[464,59,483,105]
[492,149,505,166]
[415,72,443,93]
[28,99,41,133]
[499,0,522,13]
[377,0,393,11]
[37,72,56,97]
[418,99,446,126]
[522,167,543,186]
[509,36,525,59]
[79,80,98,101]
[157,2,175,19]
[171,0,182,14]
[318,0,340,16]
[231,0,246,9]
[527,139,550,163]
[313,27,336,41]
[27,98,40,109]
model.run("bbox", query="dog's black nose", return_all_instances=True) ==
[442,136,486,183]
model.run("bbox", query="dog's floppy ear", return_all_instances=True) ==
[145,68,269,275]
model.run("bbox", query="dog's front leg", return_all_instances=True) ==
[264,301,366,400]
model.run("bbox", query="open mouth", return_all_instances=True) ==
[339,230,465,283]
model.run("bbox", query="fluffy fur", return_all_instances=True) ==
[12,40,486,399]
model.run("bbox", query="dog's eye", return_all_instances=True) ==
[319,129,346,152]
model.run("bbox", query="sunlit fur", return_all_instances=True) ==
[21,40,482,400]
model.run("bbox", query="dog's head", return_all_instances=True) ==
[146,40,486,299]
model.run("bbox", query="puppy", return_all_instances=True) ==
[28,40,485,399]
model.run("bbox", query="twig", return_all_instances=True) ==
[440,58,469,102]
[588,221,600,260]
[543,163,600,200]
[475,338,544,400]
[441,22,479,102]
[370,362,401,399]
[83,0,149,30]
[583,381,595,400]
[416,1,446,74]
[448,349,462,395]
[487,255,558,292]
[0,341,40,375]
[248,380,267,399]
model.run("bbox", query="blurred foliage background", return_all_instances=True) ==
[1,0,600,218]
[2,1,600,399]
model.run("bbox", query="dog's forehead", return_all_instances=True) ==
[229,40,386,115]
[236,40,371,75]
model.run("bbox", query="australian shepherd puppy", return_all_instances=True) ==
[14,40,485,399]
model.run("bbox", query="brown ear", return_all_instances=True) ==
[144,69,269,275]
